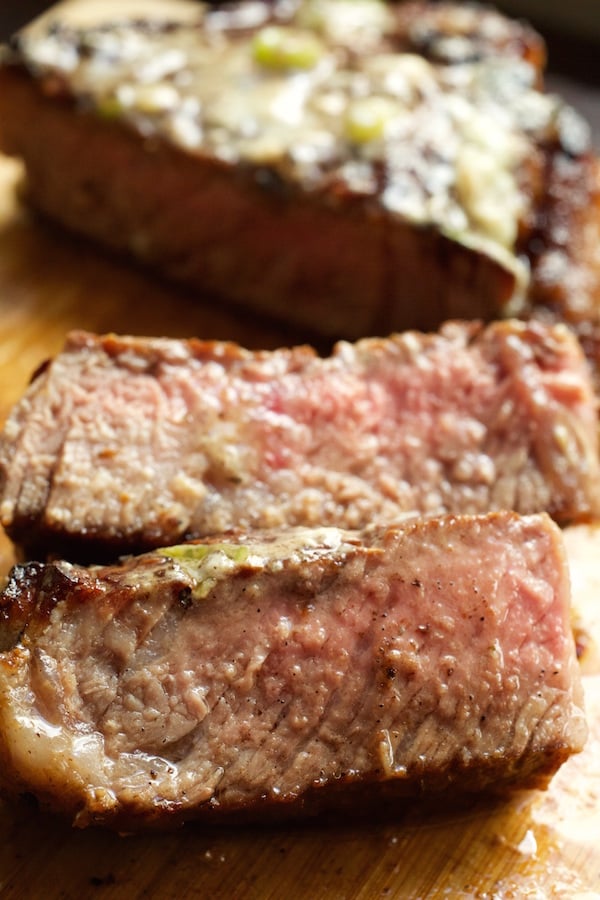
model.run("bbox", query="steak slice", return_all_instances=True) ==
[1,320,598,562]
[0,1,597,339]
[0,512,586,830]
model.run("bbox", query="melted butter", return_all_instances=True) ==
[158,542,252,598]
[157,527,359,597]
[296,0,393,51]
[14,0,588,296]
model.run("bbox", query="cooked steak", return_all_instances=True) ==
[1,320,598,562]
[0,0,597,339]
[0,512,586,830]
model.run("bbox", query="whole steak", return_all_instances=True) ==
[0,0,597,340]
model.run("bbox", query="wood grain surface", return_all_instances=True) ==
[0,149,600,899]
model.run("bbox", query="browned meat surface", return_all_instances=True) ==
[0,320,598,562]
[0,512,586,830]
[528,155,600,391]
[384,1,545,67]
[0,1,596,340]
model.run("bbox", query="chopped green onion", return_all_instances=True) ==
[344,96,398,143]
[252,26,323,70]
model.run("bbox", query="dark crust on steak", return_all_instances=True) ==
[0,2,597,339]
[383,1,545,68]
[0,512,587,829]
[0,320,598,563]
[526,156,600,390]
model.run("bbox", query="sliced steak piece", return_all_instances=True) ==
[0,512,586,830]
[1,320,598,562]
[0,1,597,339]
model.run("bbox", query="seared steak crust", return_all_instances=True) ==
[0,320,598,561]
[0,512,587,829]
[0,1,597,338]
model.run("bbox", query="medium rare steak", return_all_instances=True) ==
[0,512,587,830]
[0,0,598,339]
[1,320,598,562]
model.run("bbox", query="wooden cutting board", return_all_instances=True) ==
[0,154,599,899]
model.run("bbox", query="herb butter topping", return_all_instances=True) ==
[12,0,590,292]
[157,527,359,598]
